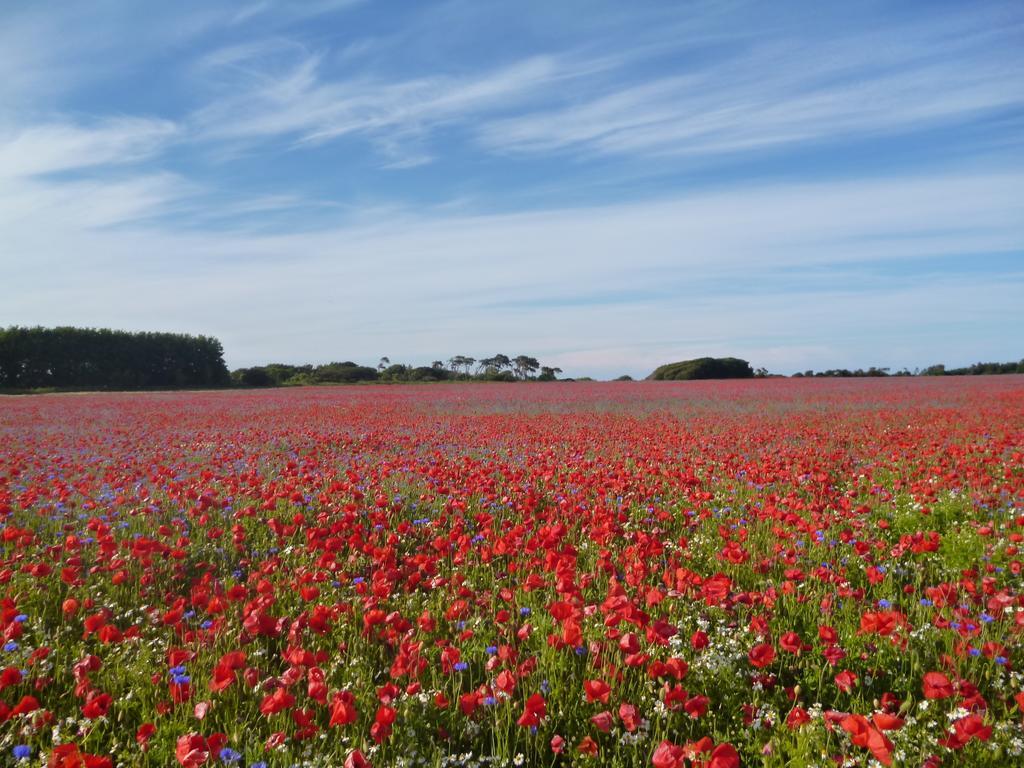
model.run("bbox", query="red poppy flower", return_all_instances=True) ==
[786,707,811,729]
[517,693,546,728]
[708,743,740,768]
[834,670,858,693]
[591,710,614,732]
[370,705,396,743]
[583,678,611,704]
[576,736,599,756]
[651,740,685,768]
[175,734,209,768]
[258,687,295,716]
[330,691,358,727]
[619,702,641,732]
[841,715,893,766]
[923,672,955,699]
[748,643,776,668]
[345,751,371,768]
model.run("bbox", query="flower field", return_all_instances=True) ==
[0,378,1022,768]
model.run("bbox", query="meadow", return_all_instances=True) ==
[0,378,1022,767]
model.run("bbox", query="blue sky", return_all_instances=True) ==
[1,0,1021,377]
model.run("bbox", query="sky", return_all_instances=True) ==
[1,0,1022,378]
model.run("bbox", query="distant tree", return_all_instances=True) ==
[313,362,378,383]
[613,374,633,381]
[478,354,511,376]
[647,357,754,381]
[381,363,410,381]
[538,366,563,381]
[409,366,450,381]
[238,367,274,387]
[513,355,540,379]
[0,326,229,390]
[377,357,390,372]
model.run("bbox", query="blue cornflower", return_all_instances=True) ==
[920,598,934,607]
[13,745,31,760]
[4,641,18,652]
[486,645,498,655]
[980,613,994,623]
[169,665,187,676]
[878,599,892,609]
[200,620,213,630]
[996,656,1008,665]
[219,748,242,764]
[14,615,27,623]
[453,662,468,671]
[483,696,497,706]
[574,646,587,656]
[519,607,531,617]
[969,648,981,657]
[353,577,365,584]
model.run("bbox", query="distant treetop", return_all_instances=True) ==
[0,326,230,390]
[647,357,754,381]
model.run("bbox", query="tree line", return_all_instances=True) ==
[232,355,563,387]
[1,325,1019,391]
[792,360,1024,378]
[0,326,230,390]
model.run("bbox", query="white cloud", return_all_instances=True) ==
[192,44,566,151]
[0,119,178,179]
[477,15,1024,158]
[2,1,1021,379]
[2,168,1021,376]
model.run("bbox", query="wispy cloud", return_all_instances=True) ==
[2,1,1021,376]
[3,168,1021,375]
[229,0,365,26]
[192,44,568,153]
[478,12,1024,159]
[0,118,178,178]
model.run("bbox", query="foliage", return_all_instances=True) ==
[923,361,1024,377]
[0,326,229,390]
[647,357,754,381]
[795,360,1023,378]
[234,354,562,387]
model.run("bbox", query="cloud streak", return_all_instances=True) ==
[0,119,178,178]
[192,44,570,155]
[478,15,1024,159]
[2,1,1022,377]
[3,167,1021,375]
